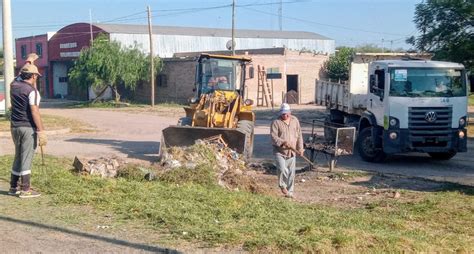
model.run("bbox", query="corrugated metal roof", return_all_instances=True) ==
[174,47,286,58]
[93,23,332,40]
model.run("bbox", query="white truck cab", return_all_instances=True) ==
[316,55,468,162]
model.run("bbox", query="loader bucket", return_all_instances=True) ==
[162,126,247,154]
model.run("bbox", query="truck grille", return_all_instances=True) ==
[408,107,452,147]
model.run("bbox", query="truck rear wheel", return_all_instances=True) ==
[357,127,386,163]
[428,151,457,160]
[237,120,254,160]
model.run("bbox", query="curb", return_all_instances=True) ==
[0,128,71,138]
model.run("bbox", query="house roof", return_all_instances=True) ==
[92,23,332,40]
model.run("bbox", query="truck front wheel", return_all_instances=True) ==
[428,151,457,160]
[357,127,386,162]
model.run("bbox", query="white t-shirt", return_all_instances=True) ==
[28,90,41,106]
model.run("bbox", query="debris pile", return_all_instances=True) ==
[73,156,125,178]
[161,135,268,194]
[304,143,351,156]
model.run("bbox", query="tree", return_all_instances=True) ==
[354,43,406,53]
[323,47,355,81]
[407,0,473,71]
[69,34,161,102]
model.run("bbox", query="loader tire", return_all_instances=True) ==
[237,120,254,160]
[177,117,192,126]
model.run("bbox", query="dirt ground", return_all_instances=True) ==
[0,101,472,252]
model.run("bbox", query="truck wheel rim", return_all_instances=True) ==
[362,136,376,156]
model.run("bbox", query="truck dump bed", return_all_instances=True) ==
[315,53,432,115]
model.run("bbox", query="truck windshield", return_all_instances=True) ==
[199,58,241,94]
[389,68,466,97]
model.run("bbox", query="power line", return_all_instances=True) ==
[240,6,408,37]
[100,10,146,23]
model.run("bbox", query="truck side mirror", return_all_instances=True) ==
[369,75,376,92]
[248,66,254,79]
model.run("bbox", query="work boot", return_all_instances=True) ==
[19,189,41,199]
[8,188,20,196]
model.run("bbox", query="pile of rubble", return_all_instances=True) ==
[161,135,267,194]
[71,135,268,194]
[73,156,126,178]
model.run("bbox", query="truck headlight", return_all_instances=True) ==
[388,116,399,128]
[389,132,398,140]
[459,117,466,128]
[244,99,254,106]
[459,130,465,139]
[389,118,397,127]
[190,97,198,104]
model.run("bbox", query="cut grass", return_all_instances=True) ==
[0,155,472,252]
[469,94,474,106]
[0,114,95,133]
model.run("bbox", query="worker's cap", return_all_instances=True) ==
[20,64,42,76]
[279,103,291,115]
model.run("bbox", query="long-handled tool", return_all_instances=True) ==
[39,145,47,178]
[288,146,317,169]
[40,145,45,166]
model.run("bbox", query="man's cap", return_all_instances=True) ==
[279,103,291,115]
[20,64,42,76]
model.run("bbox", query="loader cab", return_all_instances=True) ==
[195,54,251,97]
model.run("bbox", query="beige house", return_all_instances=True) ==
[135,47,329,106]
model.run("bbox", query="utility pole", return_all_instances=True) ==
[231,0,235,55]
[381,38,385,53]
[89,9,94,46]
[278,0,282,31]
[147,5,155,107]
[2,0,14,114]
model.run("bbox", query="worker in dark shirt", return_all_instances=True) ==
[9,63,47,198]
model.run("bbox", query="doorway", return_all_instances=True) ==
[286,74,298,104]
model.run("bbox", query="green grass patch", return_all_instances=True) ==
[0,114,94,133]
[1,155,473,252]
[469,94,474,106]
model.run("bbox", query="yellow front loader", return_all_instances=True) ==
[162,54,255,159]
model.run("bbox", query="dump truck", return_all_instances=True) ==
[316,53,468,162]
[162,54,255,159]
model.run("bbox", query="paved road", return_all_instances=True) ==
[1,104,473,186]
[0,108,178,164]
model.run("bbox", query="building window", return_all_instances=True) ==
[157,74,167,87]
[21,45,27,59]
[36,43,43,58]
[59,77,68,83]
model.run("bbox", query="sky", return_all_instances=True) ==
[2,0,421,50]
